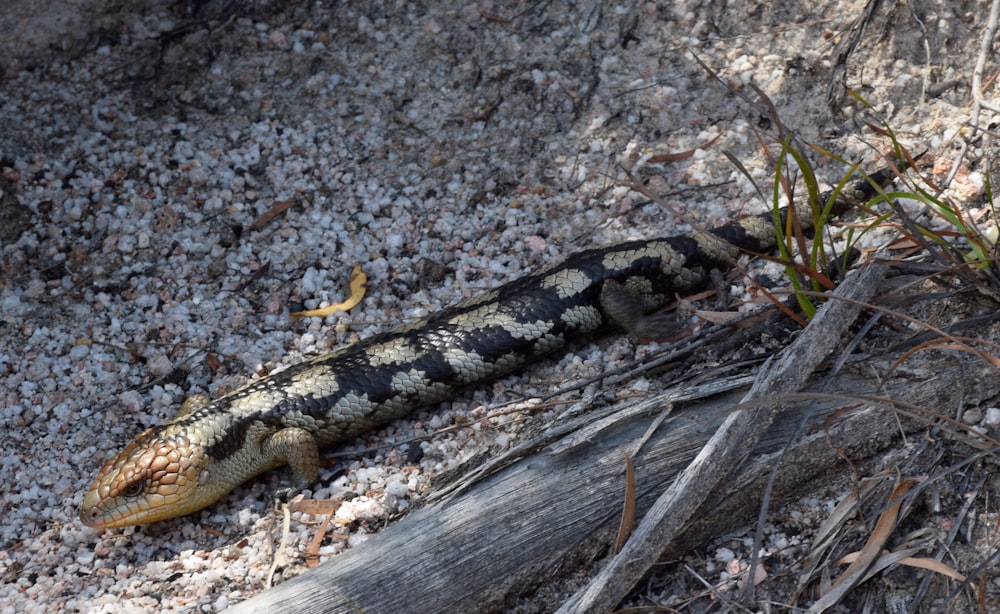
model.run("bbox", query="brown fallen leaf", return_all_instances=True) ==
[830,478,917,590]
[838,551,966,582]
[646,133,723,164]
[613,453,636,555]
[249,198,297,230]
[305,512,336,569]
[288,495,346,517]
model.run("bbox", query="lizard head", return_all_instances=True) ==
[79,428,215,529]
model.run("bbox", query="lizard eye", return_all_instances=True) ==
[122,478,146,498]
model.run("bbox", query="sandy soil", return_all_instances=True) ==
[1,0,999,611]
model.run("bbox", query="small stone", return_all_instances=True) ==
[962,408,983,424]
[145,353,174,378]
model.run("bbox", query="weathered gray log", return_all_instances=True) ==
[225,374,986,614]
[224,264,999,614]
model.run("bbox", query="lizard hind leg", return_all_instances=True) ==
[598,279,680,341]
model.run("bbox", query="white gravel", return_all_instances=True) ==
[0,0,990,611]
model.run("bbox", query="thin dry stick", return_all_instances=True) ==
[971,0,1000,120]
[942,0,1000,195]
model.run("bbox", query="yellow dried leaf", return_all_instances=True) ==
[290,265,367,319]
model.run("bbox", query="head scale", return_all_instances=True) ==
[79,428,214,529]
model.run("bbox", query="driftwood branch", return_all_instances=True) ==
[224,262,1000,613]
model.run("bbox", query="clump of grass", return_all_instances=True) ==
[762,107,1000,318]
[756,134,902,318]
[847,93,1000,295]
